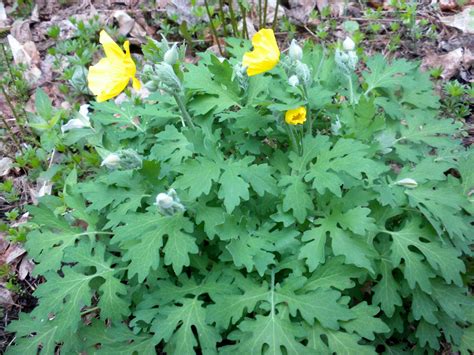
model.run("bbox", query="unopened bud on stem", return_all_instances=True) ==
[164,43,179,65]
[343,37,356,51]
[289,40,303,61]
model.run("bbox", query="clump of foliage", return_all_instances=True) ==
[6,32,474,355]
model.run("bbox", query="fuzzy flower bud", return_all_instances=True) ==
[288,75,299,87]
[154,62,183,92]
[164,43,179,65]
[101,153,121,169]
[335,48,358,74]
[288,40,303,61]
[155,193,174,209]
[294,61,312,86]
[343,37,356,51]
[154,188,185,215]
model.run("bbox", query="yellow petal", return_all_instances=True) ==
[100,30,125,60]
[242,28,280,77]
[285,106,307,125]
[88,57,130,102]
[251,29,280,59]
[243,49,279,76]
[132,77,141,91]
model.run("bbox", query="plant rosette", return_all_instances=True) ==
[7,29,474,354]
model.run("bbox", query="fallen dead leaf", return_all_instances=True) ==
[4,243,26,264]
[315,0,345,17]
[7,34,42,86]
[0,157,13,176]
[11,19,33,43]
[0,1,7,23]
[18,257,35,280]
[0,285,14,306]
[113,10,135,36]
[421,47,464,80]
[440,6,474,34]
[439,0,459,11]
[288,0,316,23]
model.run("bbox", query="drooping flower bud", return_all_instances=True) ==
[118,149,143,170]
[154,62,183,92]
[288,75,299,87]
[155,193,174,209]
[154,188,185,215]
[164,43,179,65]
[288,39,303,61]
[343,37,356,51]
[294,61,312,86]
[101,153,121,169]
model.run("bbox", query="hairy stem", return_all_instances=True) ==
[173,93,195,128]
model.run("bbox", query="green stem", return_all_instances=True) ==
[272,0,279,31]
[228,0,239,37]
[80,306,99,316]
[0,85,29,144]
[173,93,195,128]
[0,113,23,154]
[239,3,248,39]
[270,268,275,317]
[285,124,298,154]
[0,44,14,81]
[263,0,268,26]
[258,0,262,28]
[203,0,224,56]
[346,73,354,105]
[218,0,229,37]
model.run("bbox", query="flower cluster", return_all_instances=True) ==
[87,29,308,129]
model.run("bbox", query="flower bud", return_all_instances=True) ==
[343,37,356,51]
[154,62,182,92]
[155,193,174,209]
[394,178,418,188]
[295,61,311,86]
[164,43,179,65]
[288,75,299,87]
[101,153,121,169]
[118,149,143,170]
[288,40,303,61]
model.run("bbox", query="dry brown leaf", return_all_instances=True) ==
[18,257,35,280]
[0,285,14,306]
[440,0,459,11]
[11,19,33,42]
[7,34,42,85]
[288,0,316,23]
[440,6,474,34]
[422,48,463,80]
[0,157,13,176]
[316,0,345,17]
[4,244,26,264]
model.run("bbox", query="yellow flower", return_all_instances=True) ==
[242,29,280,76]
[285,107,307,125]
[88,30,141,102]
